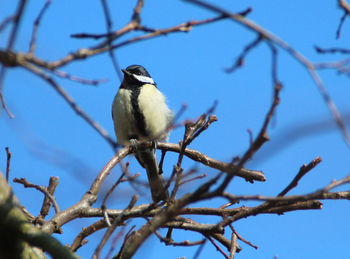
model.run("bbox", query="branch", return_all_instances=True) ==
[5,147,11,182]
[70,219,105,252]
[100,0,123,80]
[13,177,60,214]
[185,0,350,148]
[337,0,350,39]
[146,141,265,183]
[315,45,350,54]
[94,195,138,258]
[39,176,59,219]
[0,0,27,118]
[28,0,51,54]
[278,157,322,197]
[41,147,130,234]
[19,61,117,149]
[225,35,263,73]
[0,173,78,259]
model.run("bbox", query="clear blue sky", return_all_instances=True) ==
[1,1,350,258]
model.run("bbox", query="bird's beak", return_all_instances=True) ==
[121,69,131,77]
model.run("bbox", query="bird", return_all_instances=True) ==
[112,64,173,202]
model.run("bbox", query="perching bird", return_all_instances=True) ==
[112,65,173,202]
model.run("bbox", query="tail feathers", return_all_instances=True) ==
[136,149,169,202]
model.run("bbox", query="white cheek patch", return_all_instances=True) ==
[133,74,155,84]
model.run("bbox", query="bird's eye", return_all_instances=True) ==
[136,72,141,75]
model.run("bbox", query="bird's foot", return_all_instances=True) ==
[130,138,138,152]
[152,140,158,150]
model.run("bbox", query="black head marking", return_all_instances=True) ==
[121,65,156,87]
[125,65,152,77]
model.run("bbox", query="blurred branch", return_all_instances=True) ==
[185,0,350,148]
[28,0,51,55]
[337,0,350,39]
[94,195,138,259]
[20,60,117,149]
[100,0,123,81]
[315,45,350,54]
[0,172,78,259]
[5,147,11,182]
[0,15,15,32]
[0,0,27,118]
[213,78,281,195]
[225,35,263,73]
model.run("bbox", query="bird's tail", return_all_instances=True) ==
[136,149,169,202]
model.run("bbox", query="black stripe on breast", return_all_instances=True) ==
[130,87,148,138]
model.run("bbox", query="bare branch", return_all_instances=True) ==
[315,45,350,54]
[70,219,105,252]
[5,147,11,182]
[225,35,263,73]
[93,195,138,258]
[100,0,123,81]
[39,176,59,219]
[0,15,15,32]
[13,177,60,214]
[0,0,27,118]
[142,141,266,182]
[337,0,350,38]
[278,157,322,197]
[185,0,350,148]
[42,147,130,234]
[230,225,258,250]
[20,61,117,149]
[28,0,51,54]
[206,235,229,259]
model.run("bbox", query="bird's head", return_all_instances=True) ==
[121,65,155,85]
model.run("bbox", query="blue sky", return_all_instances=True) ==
[1,0,350,258]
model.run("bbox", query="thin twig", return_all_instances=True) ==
[6,0,27,50]
[180,173,207,186]
[28,0,51,54]
[5,147,11,182]
[192,239,207,259]
[215,76,281,194]
[230,225,258,250]
[225,35,262,73]
[0,0,27,118]
[0,15,15,32]
[337,0,350,39]
[278,157,322,197]
[52,69,108,85]
[154,229,206,246]
[100,0,123,81]
[70,219,106,252]
[105,225,128,259]
[315,46,350,54]
[0,70,14,118]
[206,235,229,259]
[336,11,348,39]
[185,0,350,148]
[20,62,117,149]
[39,176,59,218]
[13,177,60,213]
[93,195,138,258]
[101,168,128,227]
